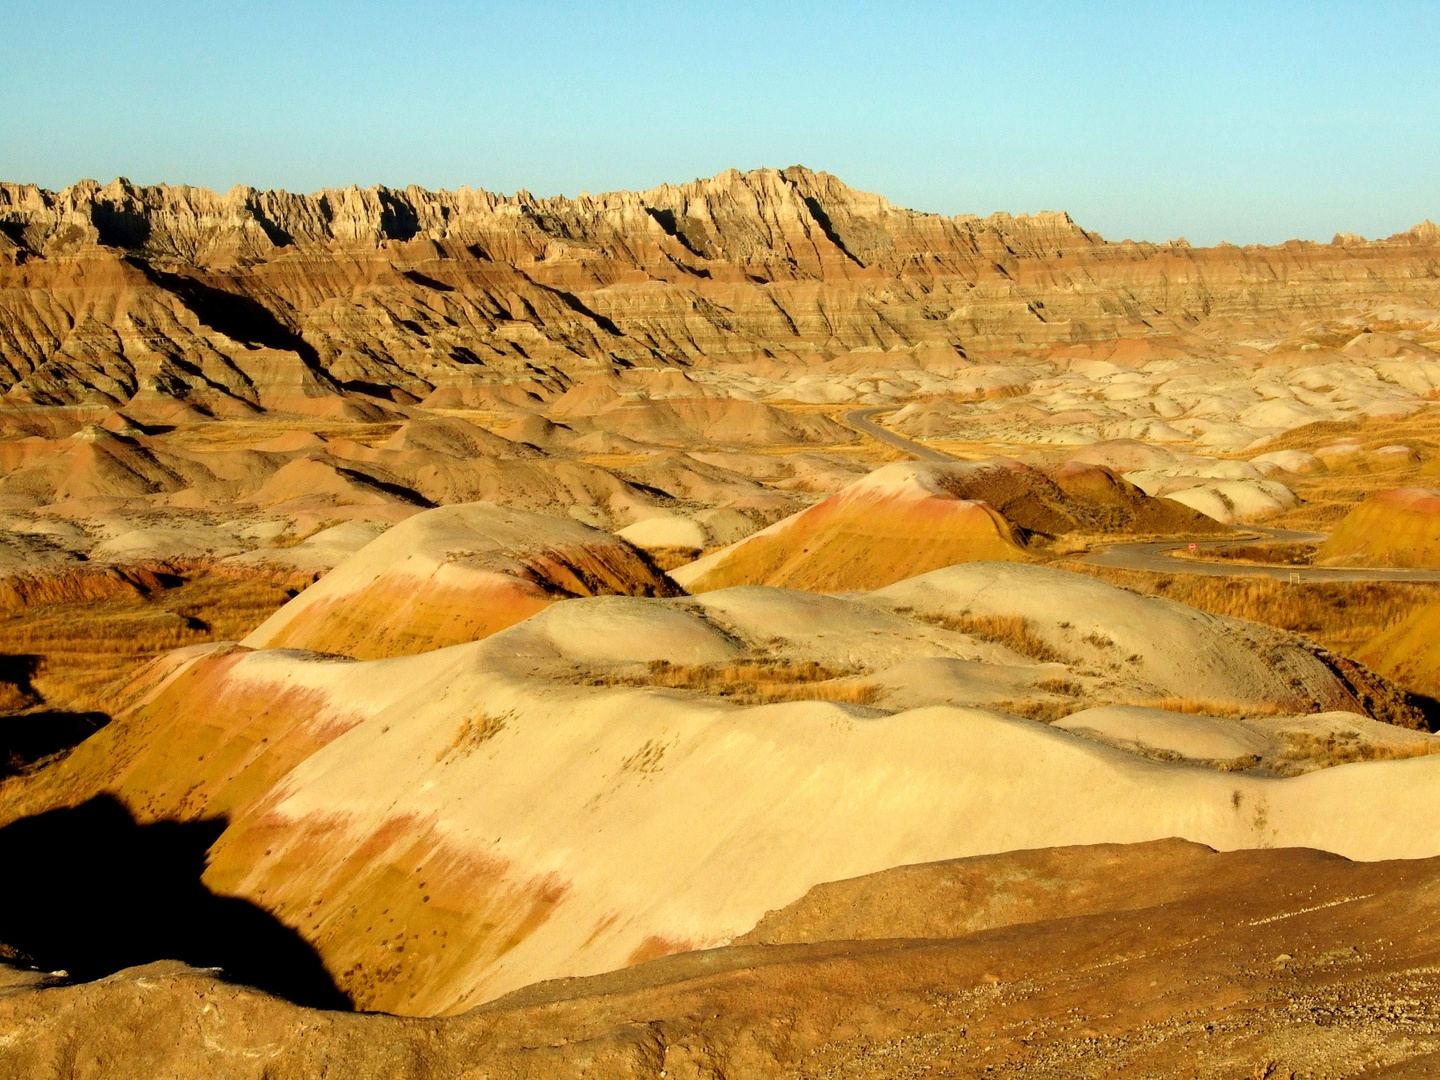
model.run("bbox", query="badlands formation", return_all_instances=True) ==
[3,167,1440,1077]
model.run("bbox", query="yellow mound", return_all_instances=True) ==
[1358,599,1440,698]
[242,503,677,658]
[671,463,1029,593]
[1318,488,1440,566]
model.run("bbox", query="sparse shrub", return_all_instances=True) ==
[1130,696,1282,718]
[1035,677,1083,696]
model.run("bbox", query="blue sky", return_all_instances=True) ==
[2,1,1436,245]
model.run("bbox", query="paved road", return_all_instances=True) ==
[840,410,1440,583]
[1081,529,1440,583]
[844,407,958,464]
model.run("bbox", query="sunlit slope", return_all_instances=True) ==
[670,459,1222,593]
[1318,487,1440,566]
[1358,598,1440,697]
[671,463,1030,593]
[7,841,1440,1079]
[8,563,1435,1016]
[242,503,677,658]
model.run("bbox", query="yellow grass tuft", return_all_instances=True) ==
[1130,697,1283,718]
[435,712,510,762]
[1276,729,1440,773]
[992,698,1074,723]
[588,658,880,706]
[915,612,1062,663]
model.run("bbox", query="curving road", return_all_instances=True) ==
[844,407,958,464]
[1080,530,1440,583]
[842,407,1440,583]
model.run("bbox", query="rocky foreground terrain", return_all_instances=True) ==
[3,168,1440,1077]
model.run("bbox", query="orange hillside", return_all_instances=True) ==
[669,462,1029,593]
[1357,599,1440,699]
[243,503,677,658]
[1317,488,1440,567]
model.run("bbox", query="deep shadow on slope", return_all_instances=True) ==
[1,710,110,777]
[126,258,323,366]
[0,796,350,1009]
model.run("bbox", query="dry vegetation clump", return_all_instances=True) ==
[1062,563,1440,658]
[1128,696,1283,718]
[1035,677,1083,696]
[435,712,510,762]
[0,684,34,712]
[913,613,1062,663]
[265,520,340,549]
[0,567,298,713]
[1274,728,1440,776]
[1195,543,1318,566]
[587,658,880,706]
[0,673,38,713]
[992,698,1075,723]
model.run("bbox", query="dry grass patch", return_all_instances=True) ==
[1035,677,1083,696]
[1129,697,1283,719]
[1194,543,1318,566]
[992,698,1075,723]
[588,658,880,706]
[0,567,298,713]
[1276,729,1440,775]
[914,613,1062,663]
[1062,563,1440,658]
[638,545,703,572]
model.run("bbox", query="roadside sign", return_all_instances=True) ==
[1188,543,1197,552]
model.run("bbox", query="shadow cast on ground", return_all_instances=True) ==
[0,795,350,1009]
[1,710,110,777]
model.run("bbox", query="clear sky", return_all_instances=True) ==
[2,1,1436,246]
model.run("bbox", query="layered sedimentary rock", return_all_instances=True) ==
[3,168,1439,415]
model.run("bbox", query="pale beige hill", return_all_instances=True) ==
[5,841,1440,1078]
[241,502,677,658]
[869,562,1358,714]
[6,563,1431,1016]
